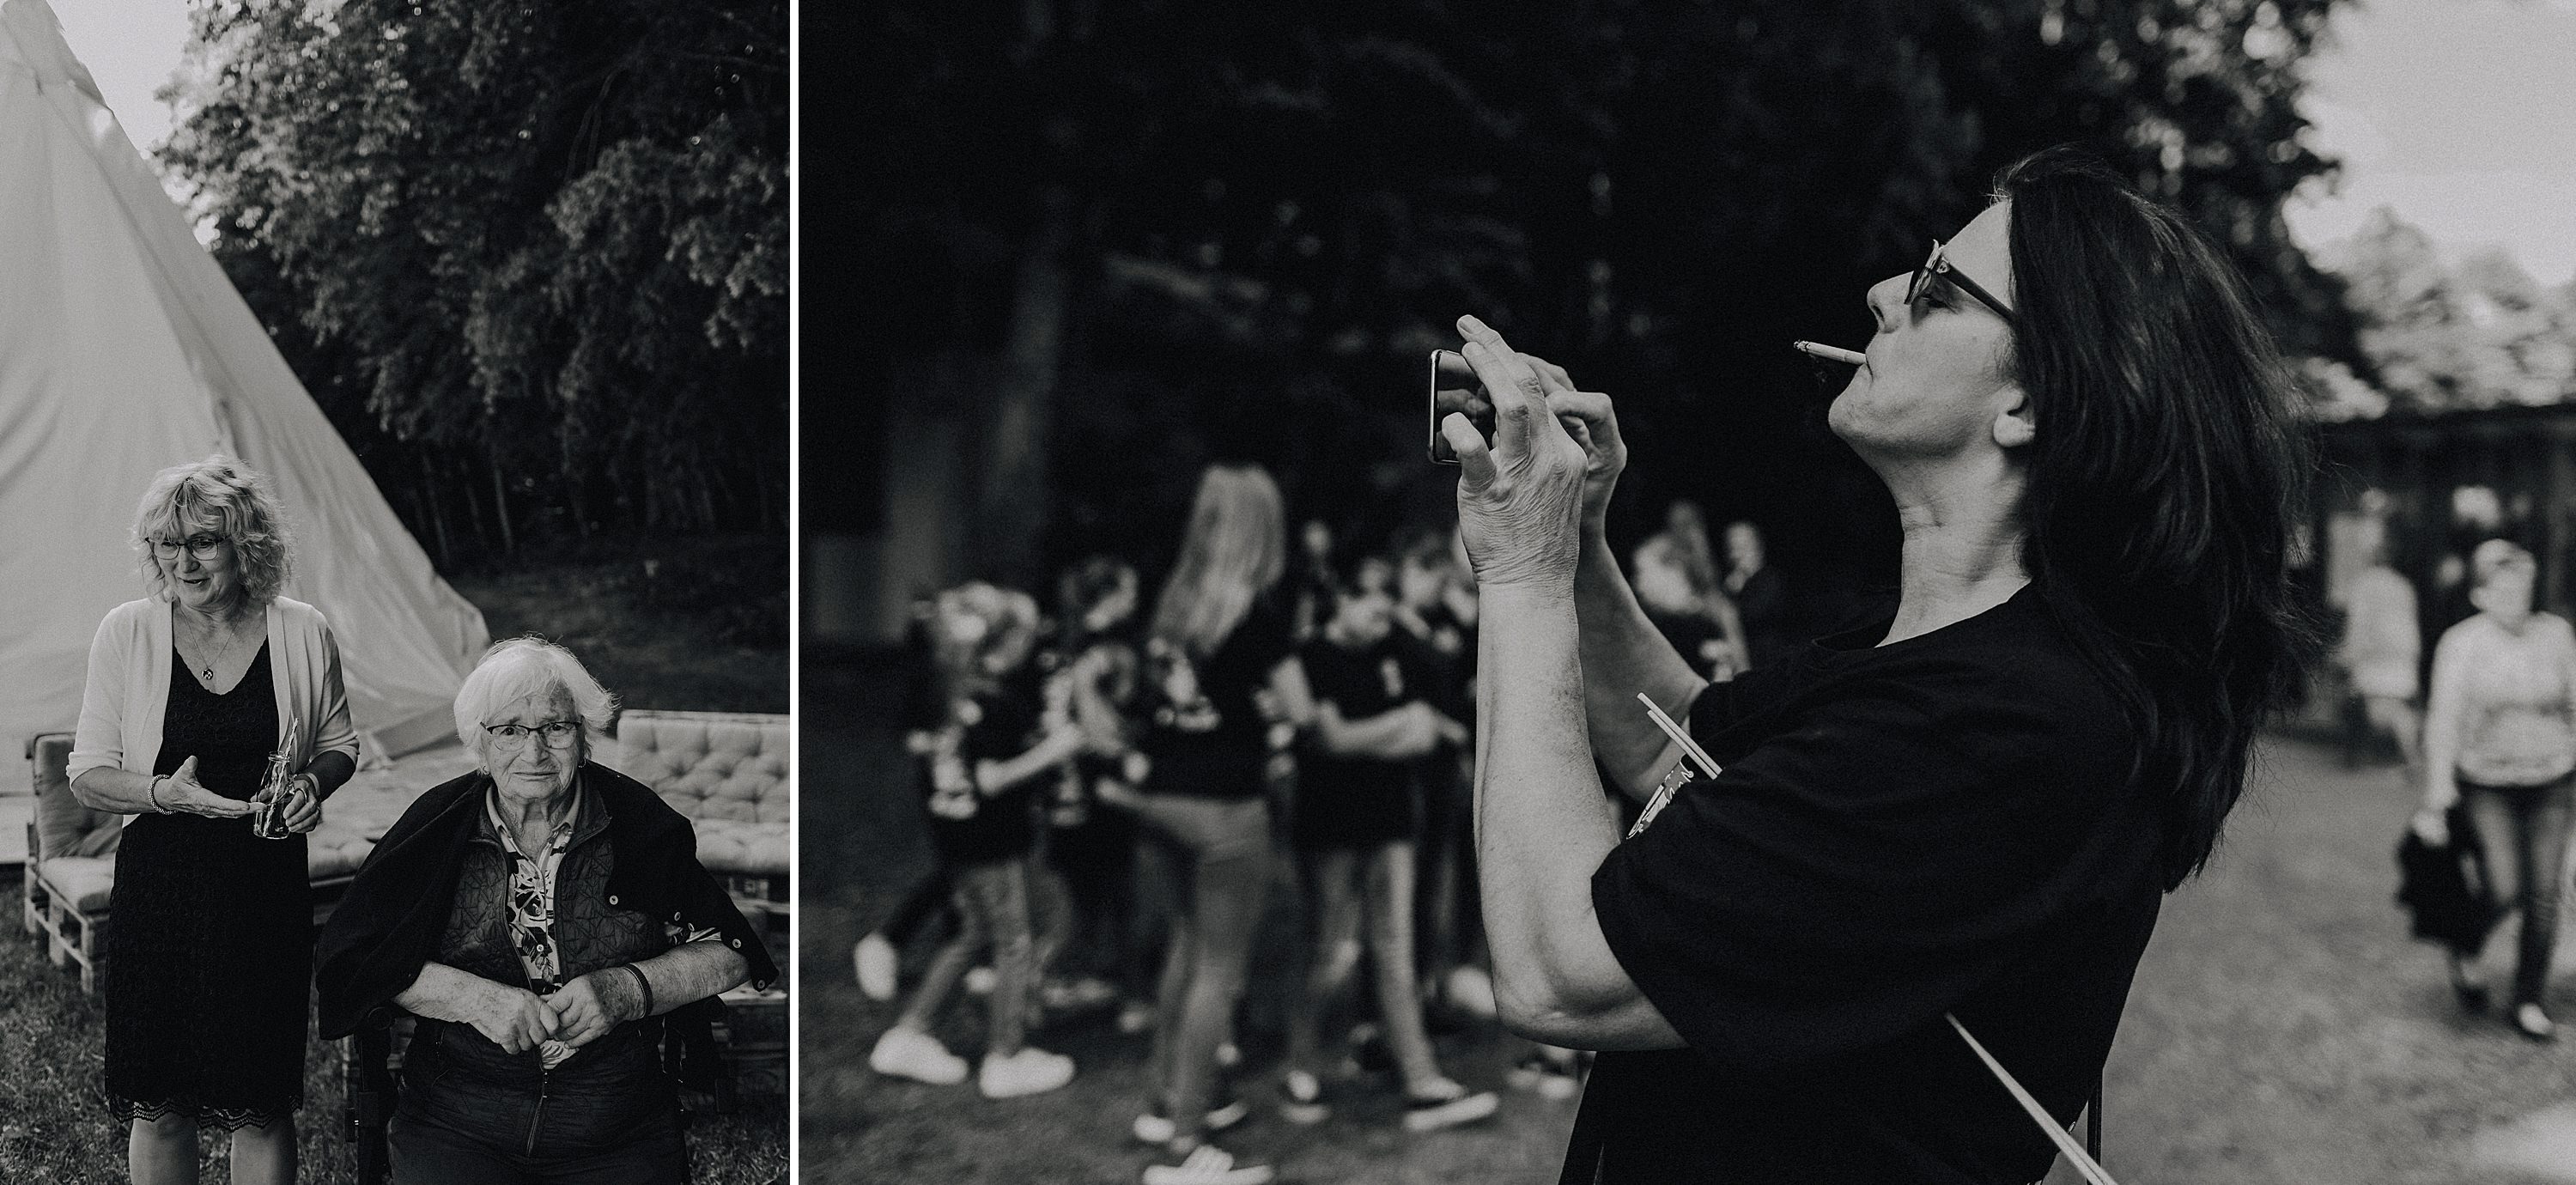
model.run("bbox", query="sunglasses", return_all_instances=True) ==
[1905,239,2017,324]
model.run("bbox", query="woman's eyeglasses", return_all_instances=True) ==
[149,533,228,561]
[1905,240,2017,324]
[484,720,583,749]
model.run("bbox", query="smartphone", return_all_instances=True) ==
[1428,349,1496,465]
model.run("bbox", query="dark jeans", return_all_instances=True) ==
[1126,793,1270,1143]
[2463,775,2576,1008]
[389,1021,685,1184]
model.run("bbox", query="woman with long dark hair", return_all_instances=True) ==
[1443,148,2313,1182]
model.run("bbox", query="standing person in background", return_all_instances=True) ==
[1278,568,1495,1133]
[1042,556,1152,1018]
[1389,529,1492,1023]
[2415,540,2576,1041]
[2339,528,2424,786]
[1722,520,1795,672]
[1094,463,1311,1185]
[869,583,1087,1097]
[1631,500,1750,681]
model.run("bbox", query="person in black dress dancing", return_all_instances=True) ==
[70,455,358,1185]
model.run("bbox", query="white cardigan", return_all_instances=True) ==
[69,596,363,802]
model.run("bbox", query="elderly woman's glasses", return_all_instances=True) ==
[149,532,228,561]
[1906,240,2017,324]
[485,720,582,749]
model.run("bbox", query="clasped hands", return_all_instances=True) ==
[468,968,649,1066]
[1438,315,1627,592]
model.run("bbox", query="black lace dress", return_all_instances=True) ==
[104,643,313,1129]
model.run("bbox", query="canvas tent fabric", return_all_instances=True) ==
[0,0,488,774]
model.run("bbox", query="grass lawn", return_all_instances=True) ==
[1,533,788,1182]
[0,901,787,1183]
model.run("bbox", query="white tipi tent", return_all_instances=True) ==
[0,0,489,779]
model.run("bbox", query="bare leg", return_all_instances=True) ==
[127,1112,198,1185]
[1285,848,1363,1077]
[227,1117,295,1185]
[892,880,991,1036]
[962,860,1036,1058]
[1364,842,1445,1091]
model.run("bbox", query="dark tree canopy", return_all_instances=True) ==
[845,0,2354,613]
[162,0,787,562]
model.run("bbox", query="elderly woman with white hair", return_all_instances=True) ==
[70,454,358,1185]
[316,637,778,1184]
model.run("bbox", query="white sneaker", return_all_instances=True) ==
[1141,1145,1274,1185]
[855,933,899,1001]
[979,1047,1077,1098]
[963,965,999,996]
[1278,1070,1328,1125]
[869,1028,968,1085]
[1401,1079,1499,1132]
[1131,1096,1250,1144]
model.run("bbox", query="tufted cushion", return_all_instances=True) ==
[689,817,790,878]
[30,732,119,861]
[38,855,117,914]
[607,712,788,877]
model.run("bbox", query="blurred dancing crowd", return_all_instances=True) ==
[858,461,1791,1183]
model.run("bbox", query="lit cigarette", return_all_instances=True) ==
[1791,340,1866,367]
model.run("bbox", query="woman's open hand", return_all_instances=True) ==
[1443,316,1591,592]
[160,757,255,818]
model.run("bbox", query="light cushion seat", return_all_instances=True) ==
[37,854,116,913]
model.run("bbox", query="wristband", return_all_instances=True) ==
[147,775,167,813]
[620,963,653,1018]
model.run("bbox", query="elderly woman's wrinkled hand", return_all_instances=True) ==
[159,756,257,819]
[470,981,562,1055]
[549,969,644,1048]
[1443,316,1593,593]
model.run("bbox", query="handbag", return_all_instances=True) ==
[2394,804,2500,951]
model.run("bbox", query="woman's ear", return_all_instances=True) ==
[1991,383,2035,449]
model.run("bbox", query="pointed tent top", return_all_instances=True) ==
[0,0,489,769]
[0,0,109,106]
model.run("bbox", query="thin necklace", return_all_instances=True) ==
[185,605,252,685]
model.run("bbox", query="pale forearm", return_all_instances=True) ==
[1577,534,1705,799]
[2422,649,2464,806]
[975,728,1085,795]
[630,941,752,1014]
[395,962,504,1024]
[1315,706,1419,758]
[1475,583,1628,1024]
[70,767,167,814]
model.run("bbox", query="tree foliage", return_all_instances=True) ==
[162,0,787,560]
[2325,209,2576,416]
[848,0,2358,597]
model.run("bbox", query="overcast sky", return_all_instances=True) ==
[51,0,2576,287]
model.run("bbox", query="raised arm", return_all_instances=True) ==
[1540,385,1706,801]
